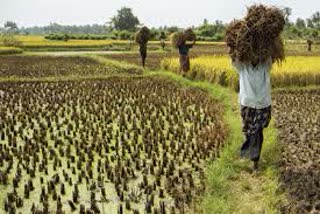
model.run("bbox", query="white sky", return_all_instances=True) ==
[0,0,319,28]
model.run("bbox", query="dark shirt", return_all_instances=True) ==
[178,44,193,55]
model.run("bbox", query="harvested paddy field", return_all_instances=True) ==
[101,52,173,70]
[0,76,227,213]
[0,56,142,78]
[273,89,320,214]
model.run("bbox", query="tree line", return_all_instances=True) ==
[0,7,319,41]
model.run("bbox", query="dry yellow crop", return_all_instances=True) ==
[161,56,320,89]
[0,46,23,55]
[15,35,129,48]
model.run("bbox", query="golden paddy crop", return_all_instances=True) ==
[161,56,320,89]
[15,35,129,48]
[0,47,23,55]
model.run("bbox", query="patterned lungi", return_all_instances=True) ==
[139,45,147,67]
[240,105,272,161]
[179,54,190,73]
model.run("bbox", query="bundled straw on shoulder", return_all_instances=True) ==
[170,28,196,48]
[135,27,150,45]
[226,4,285,65]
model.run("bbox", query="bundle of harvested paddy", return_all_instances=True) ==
[170,28,196,48]
[170,32,185,48]
[271,36,285,63]
[226,4,285,65]
[184,28,196,41]
[135,27,150,45]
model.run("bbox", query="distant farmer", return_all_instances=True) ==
[307,39,313,52]
[172,29,196,76]
[139,42,147,67]
[63,34,69,42]
[159,32,166,50]
[226,4,285,171]
[178,40,195,75]
[160,39,166,50]
[135,27,150,67]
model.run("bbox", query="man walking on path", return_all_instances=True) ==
[232,58,272,170]
[226,4,285,171]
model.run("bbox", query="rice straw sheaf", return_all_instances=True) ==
[170,29,196,48]
[184,28,196,41]
[170,32,186,48]
[135,27,150,45]
[226,4,285,65]
[271,36,285,64]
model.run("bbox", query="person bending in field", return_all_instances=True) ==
[231,56,272,171]
[178,40,195,76]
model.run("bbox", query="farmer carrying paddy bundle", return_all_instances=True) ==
[307,39,313,52]
[226,4,285,171]
[159,31,166,50]
[135,27,150,67]
[171,29,196,76]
